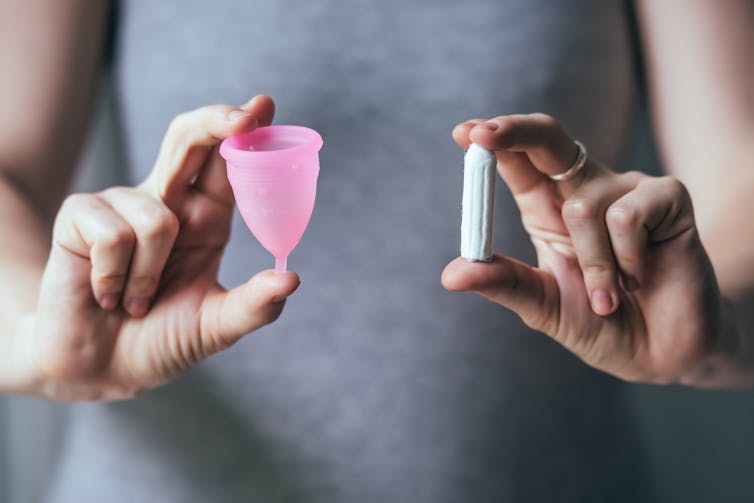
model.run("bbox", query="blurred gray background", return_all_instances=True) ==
[1,78,754,503]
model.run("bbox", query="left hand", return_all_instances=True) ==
[28,96,300,401]
[442,113,731,385]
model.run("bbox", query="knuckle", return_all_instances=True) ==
[494,115,516,130]
[55,194,91,237]
[606,203,640,231]
[133,205,179,240]
[651,176,690,201]
[61,192,87,207]
[166,106,220,140]
[562,196,598,223]
[100,185,130,199]
[673,181,692,206]
[646,176,695,217]
[93,271,127,290]
[494,115,514,130]
[531,112,558,128]
[582,261,614,278]
[99,225,136,252]
[163,114,197,155]
[59,193,93,216]
[619,170,646,185]
[128,275,158,294]
[167,112,190,136]
[532,113,563,147]
[659,175,685,194]
[493,117,517,144]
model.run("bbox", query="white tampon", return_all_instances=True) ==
[461,143,496,262]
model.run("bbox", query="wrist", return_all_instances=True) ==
[0,311,43,396]
[680,296,754,388]
[719,296,754,385]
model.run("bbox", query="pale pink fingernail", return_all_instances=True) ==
[126,297,152,317]
[591,289,614,315]
[100,294,119,310]
[228,110,251,122]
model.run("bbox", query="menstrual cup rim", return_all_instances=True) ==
[219,125,323,164]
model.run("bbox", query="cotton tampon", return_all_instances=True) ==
[461,143,496,262]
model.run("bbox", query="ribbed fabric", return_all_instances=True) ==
[46,1,653,501]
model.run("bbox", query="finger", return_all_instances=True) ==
[148,103,258,202]
[561,176,637,315]
[606,176,695,289]
[469,113,577,177]
[442,254,558,333]
[199,270,300,351]
[451,118,486,149]
[192,145,235,205]
[239,94,275,126]
[453,117,553,200]
[100,188,179,317]
[469,113,606,196]
[53,194,135,310]
[193,95,277,203]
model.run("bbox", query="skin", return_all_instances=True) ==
[0,0,752,400]
[443,115,729,385]
[31,97,301,401]
[0,1,298,400]
[443,1,754,387]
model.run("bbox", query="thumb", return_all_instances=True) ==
[442,254,558,333]
[199,270,300,351]
[240,94,276,127]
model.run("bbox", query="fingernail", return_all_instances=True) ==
[100,294,120,310]
[127,297,152,317]
[484,121,499,131]
[228,110,251,122]
[591,289,614,315]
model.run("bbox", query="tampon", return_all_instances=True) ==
[461,143,496,262]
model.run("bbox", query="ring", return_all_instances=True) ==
[549,140,587,182]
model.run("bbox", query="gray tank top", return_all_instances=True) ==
[47,1,654,501]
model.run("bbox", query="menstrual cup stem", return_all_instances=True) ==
[275,256,287,274]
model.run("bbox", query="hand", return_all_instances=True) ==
[27,95,300,401]
[443,113,732,385]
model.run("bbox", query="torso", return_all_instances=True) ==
[48,1,651,501]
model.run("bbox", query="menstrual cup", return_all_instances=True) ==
[220,125,323,273]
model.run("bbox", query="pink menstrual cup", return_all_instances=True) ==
[220,125,323,273]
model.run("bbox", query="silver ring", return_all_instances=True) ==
[549,140,587,182]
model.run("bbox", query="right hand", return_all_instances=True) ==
[26,95,300,401]
[443,114,728,385]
